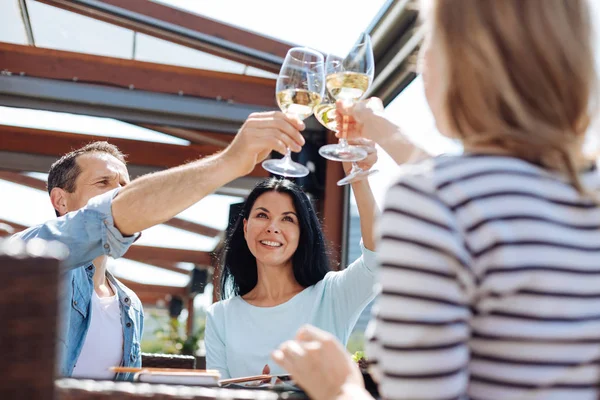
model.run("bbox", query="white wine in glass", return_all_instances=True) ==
[262,47,325,178]
[313,92,378,186]
[313,97,338,132]
[319,32,374,163]
[325,71,370,102]
[276,88,322,120]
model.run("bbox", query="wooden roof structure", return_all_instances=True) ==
[0,0,420,331]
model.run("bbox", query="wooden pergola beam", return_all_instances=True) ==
[136,292,172,305]
[135,260,191,276]
[164,218,221,238]
[140,124,231,148]
[0,171,47,192]
[0,124,269,177]
[118,277,188,298]
[0,43,277,107]
[0,219,27,232]
[124,245,212,266]
[33,0,292,72]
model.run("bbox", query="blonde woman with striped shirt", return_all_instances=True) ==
[271,1,600,399]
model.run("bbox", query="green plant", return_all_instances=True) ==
[351,351,365,363]
[152,317,205,356]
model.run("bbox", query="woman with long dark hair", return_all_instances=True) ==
[204,140,380,379]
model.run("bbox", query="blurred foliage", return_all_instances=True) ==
[346,330,365,354]
[351,351,365,362]
[141,308,206,355]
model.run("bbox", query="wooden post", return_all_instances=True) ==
[320,135,348,270]
[186,296,195,338]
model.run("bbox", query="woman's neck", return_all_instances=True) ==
[243,261,304,307]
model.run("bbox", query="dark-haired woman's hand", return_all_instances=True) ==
[342,138,378,176]
[224,111,306,176]
[335,98,389,143]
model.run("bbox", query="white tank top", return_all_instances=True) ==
[71,282,124,380]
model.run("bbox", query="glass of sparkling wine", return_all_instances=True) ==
[314,92,379,186]
[318,32,374,163]
[262,47,324,178]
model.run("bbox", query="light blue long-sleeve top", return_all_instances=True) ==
[205,242,377,379]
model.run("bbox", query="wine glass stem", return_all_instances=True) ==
[340,114,349,142]
[280,148,295,169]
[350,162,362,174]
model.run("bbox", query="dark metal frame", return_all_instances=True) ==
[18,0,36,46]
[366,0,420,105]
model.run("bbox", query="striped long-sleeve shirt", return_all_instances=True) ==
[366,154,600,400]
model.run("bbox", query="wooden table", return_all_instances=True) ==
[55,378,310,400]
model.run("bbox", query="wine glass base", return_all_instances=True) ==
[337,169,379,186]
[319,144,368,162]
[262,159,310,178]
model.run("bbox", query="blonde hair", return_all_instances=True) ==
[425,0,597,192]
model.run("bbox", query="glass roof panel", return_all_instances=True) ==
[10,1,280,77]
[0,106,189,145]
[25,0,134,58]
[135,33,246,74]
[109,258,189,286]
[134,224,219,252]
[0,180,55,226]
[153,0,389,56]
[175,194,243,231]
[0,0,29,45]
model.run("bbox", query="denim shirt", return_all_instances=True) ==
[14,189,143,381]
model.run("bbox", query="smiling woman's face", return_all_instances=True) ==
[243,191,300,269]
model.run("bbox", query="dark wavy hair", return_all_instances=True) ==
[219,178,330,299]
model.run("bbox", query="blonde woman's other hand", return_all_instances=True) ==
[272,325,364,400]
[342,138,378,175]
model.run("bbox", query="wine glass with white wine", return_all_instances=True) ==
[318,32,374,165]
[314,92,379,186]
[262,47,324,177]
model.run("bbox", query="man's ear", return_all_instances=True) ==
[50,187,68,217]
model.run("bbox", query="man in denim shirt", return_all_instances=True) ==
[14,111,306,380]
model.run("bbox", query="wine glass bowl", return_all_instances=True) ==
[318,32,374,164]
[262,47,325,178]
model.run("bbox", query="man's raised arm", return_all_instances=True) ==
[112,112,305,236]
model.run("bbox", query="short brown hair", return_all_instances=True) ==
[47,142,126,215]
[424,0,597,192]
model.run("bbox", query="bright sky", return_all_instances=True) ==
[2,0,599,302]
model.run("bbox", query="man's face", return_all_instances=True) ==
[62,152,130,215]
